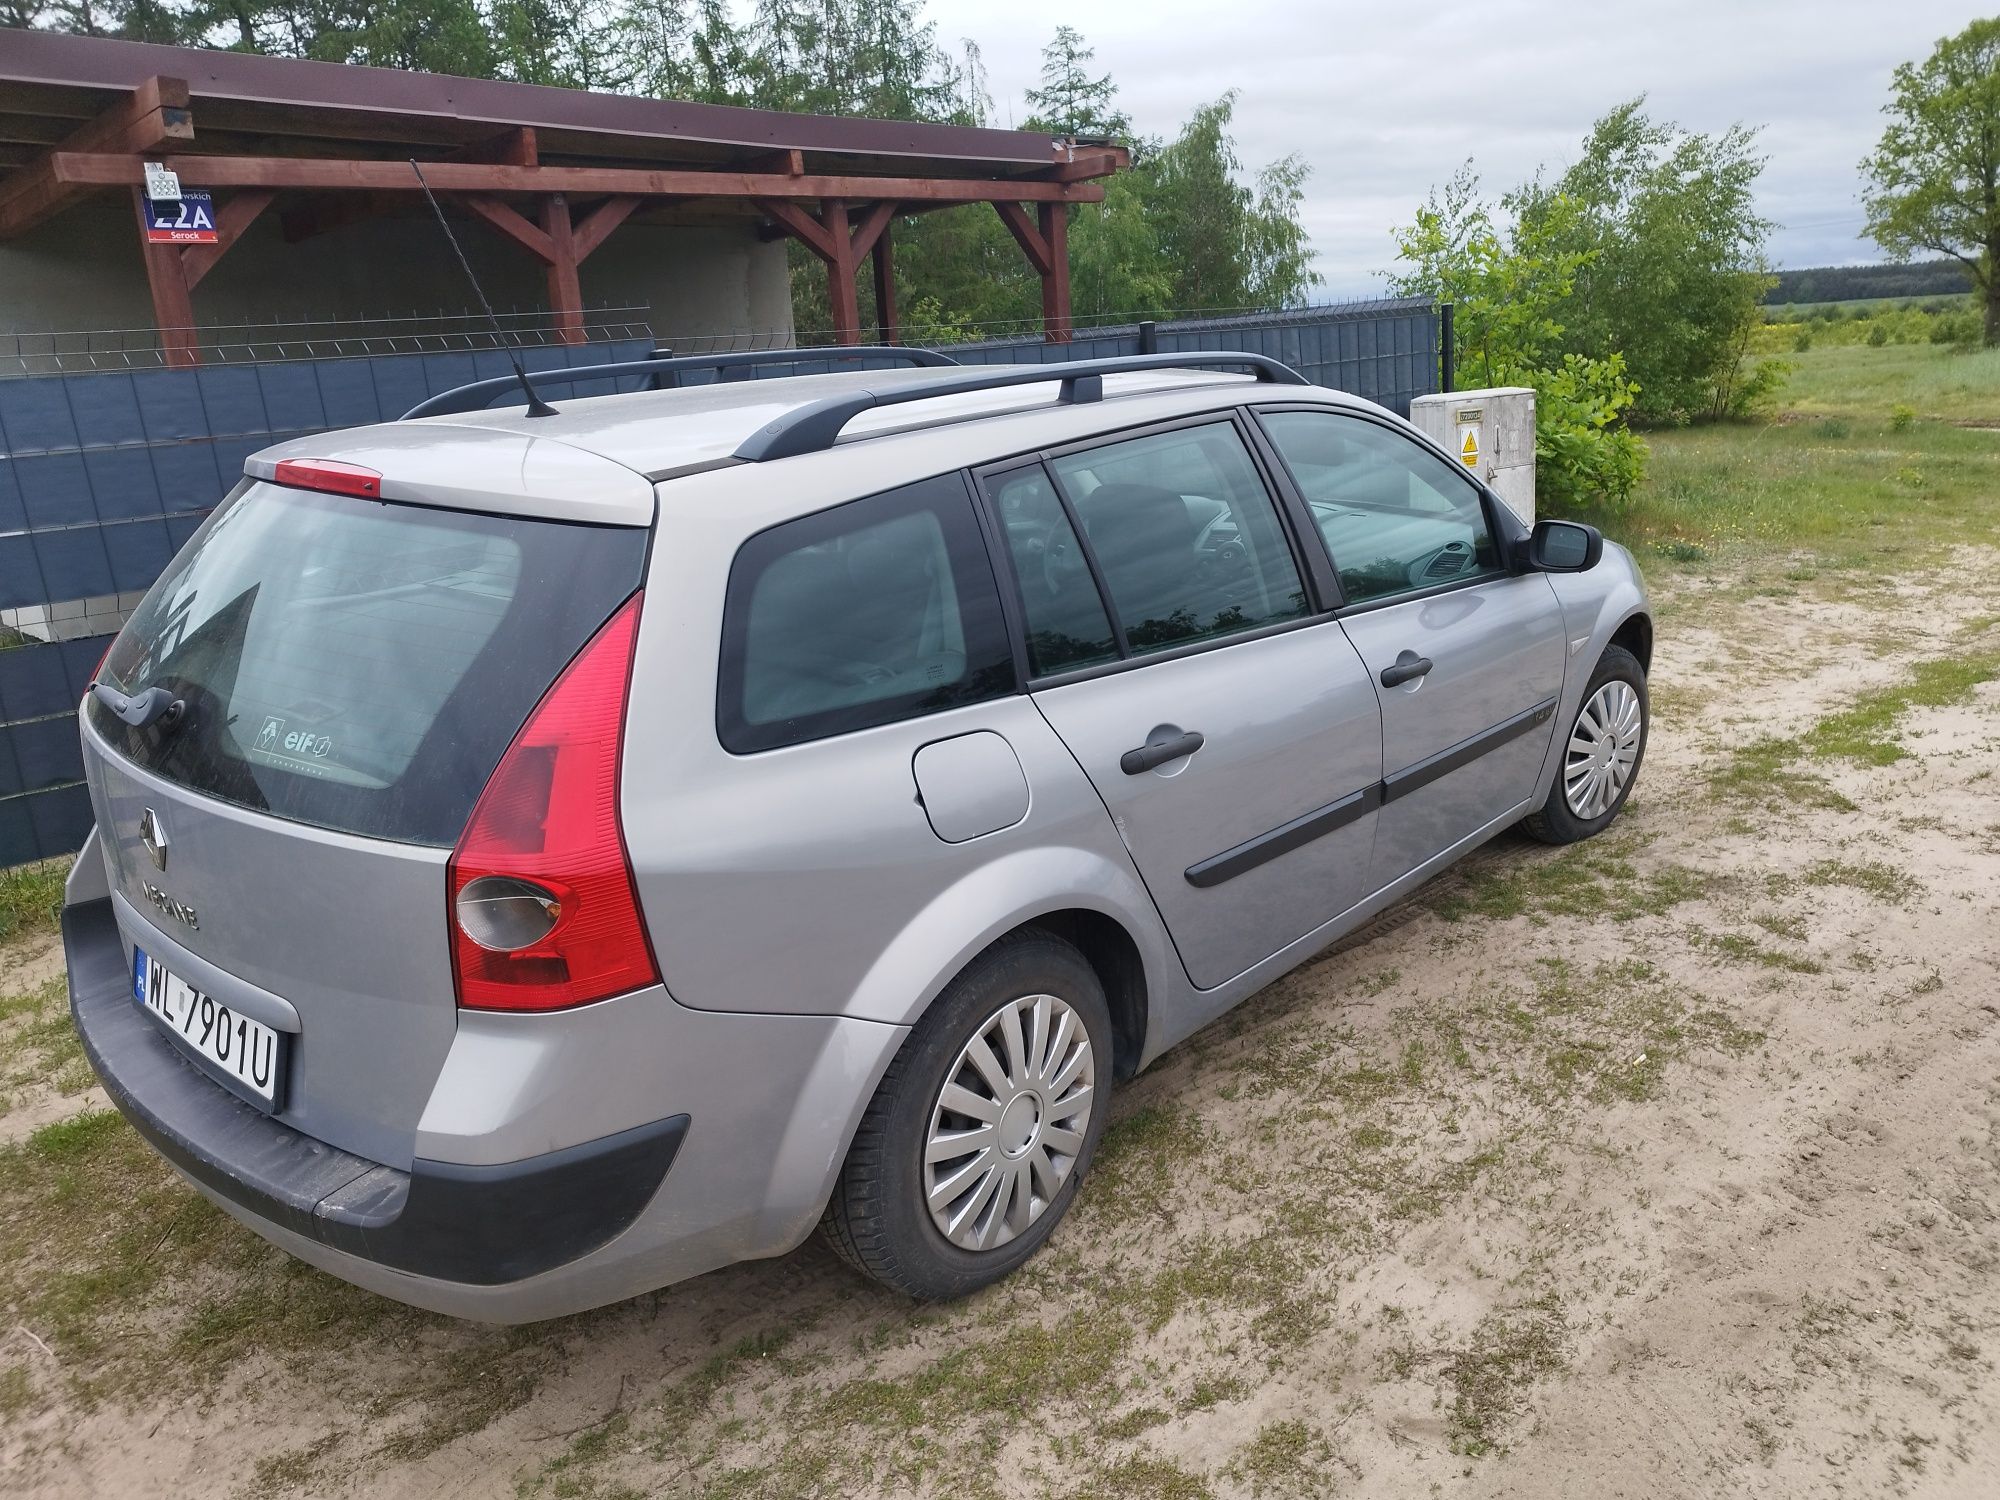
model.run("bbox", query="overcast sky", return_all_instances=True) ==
[917,0,1979,297]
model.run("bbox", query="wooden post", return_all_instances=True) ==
[821,198,861,346]
[130,187,197,367]
[1038,201,1072,344]
[871,227,898,345]
[541,193,585,345]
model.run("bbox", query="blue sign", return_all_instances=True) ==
[144,190,217,244]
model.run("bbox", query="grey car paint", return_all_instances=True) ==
[70,368,1651,1322]
[1029,620,1383,990]
[1341,574,1568,891]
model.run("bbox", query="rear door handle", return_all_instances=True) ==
[1380,653,1432,688]
[1121,730,1205,775]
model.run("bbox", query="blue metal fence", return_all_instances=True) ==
[0,338,654,865]
[945,300,1440,417]
[0,300,1440,867]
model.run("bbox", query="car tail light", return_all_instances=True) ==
[271,459,382,498]
[448,592,658,1011]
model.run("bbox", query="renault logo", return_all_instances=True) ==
[138,807,168,871]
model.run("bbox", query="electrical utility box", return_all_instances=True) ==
[1409,386,1536,527]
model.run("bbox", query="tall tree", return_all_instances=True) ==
[1022,25,1128,139]
[1144,93,1319,311]
[1861,17,2000,346]
[1511,99,1774,423]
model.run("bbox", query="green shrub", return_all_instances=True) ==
[1791,327,1813,352]
[1534,352,1648,512]
[1890,403,1917,431]
[1866,322,1890,346]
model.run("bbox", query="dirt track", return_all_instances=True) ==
[4,551,1998,1500]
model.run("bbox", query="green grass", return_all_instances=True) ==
[0,858,68,947]
[1572,345,2000,571]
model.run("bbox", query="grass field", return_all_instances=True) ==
[1572,343,2000,582]
[1,338,1997,1500]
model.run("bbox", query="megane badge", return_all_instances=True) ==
[139,807,168,871]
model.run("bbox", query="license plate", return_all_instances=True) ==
[133,948,283,1108]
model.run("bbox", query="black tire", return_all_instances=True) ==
[822,930,1112,1299]
[1522,644,1648,846]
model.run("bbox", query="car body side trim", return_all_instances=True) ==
[1181,696,1559,887]
[1184,783,1381,889]
[1379,696,1559,806]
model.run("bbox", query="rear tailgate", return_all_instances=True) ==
[80,476,648,1169]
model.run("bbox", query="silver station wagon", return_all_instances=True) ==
[63,350,1651,1321]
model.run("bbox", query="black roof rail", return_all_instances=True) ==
[731,351,1310,463]
[402,345,958,420]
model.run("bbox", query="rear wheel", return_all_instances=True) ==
[823,931,1110,1299]
[1523,644,1648,845]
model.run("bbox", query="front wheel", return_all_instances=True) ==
[1523,644,1648,845]
[822,931,1111,1299]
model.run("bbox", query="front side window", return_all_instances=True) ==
[1260,410,1503,606]
[718,475,1015,752]
[1045,422,1307,656]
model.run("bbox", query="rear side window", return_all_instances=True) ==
[1046,423,1308,656]
[91,481,647,845]
[718,474,1016,753]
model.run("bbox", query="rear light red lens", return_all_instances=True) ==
[271,459,382,498]
[448,592,658,1011]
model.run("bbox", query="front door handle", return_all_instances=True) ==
[1121,730,1205,775]
[1380,652,1433,688]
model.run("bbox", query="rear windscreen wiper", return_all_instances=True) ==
[92,682,187,734]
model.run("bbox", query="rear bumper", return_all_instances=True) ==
[66,897,686,1287]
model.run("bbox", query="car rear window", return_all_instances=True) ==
[90,480,647,845]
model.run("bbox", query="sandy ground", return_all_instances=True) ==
[3,550,1998,1499]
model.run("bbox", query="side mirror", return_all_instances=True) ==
[1524,519,1602,573]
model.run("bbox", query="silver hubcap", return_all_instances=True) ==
[925,993,1095,1252]
[1564,679,1643,819]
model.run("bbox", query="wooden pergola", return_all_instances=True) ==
[0,31,1128,367]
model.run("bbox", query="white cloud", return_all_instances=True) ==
[926,0,1974,295]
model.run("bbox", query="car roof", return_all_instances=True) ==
[245,364,1371,527]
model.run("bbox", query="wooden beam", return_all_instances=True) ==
[847,199,897,263]
[1042,149,1129,184]
[130,186,197,368]
[872,228,898,346]
[542,193,585,345]
[459,194,556,263]
[754,196,838,261]
[572,195,640,261]
[745,148,805,177]
[0,77,193,239]
[46,153,1107,205]
[822,199,861,347]
[181,188,275,289]
[992,200,1053,277]
[1039,201,1072,344]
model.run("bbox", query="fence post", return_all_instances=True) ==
[1138,320,1158,355]
[1439,302,1454,394]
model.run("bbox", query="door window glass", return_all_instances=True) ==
[987,465,1120,676]
[1260,411,1503,605]
[719,475,1015,752]
[1047,423,1308,655]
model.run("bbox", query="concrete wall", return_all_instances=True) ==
[0,197,794,344]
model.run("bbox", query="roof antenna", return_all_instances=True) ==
[409,159,557,418]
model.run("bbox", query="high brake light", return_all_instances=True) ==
[271,459,382,498]
[448,592,658,1011]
